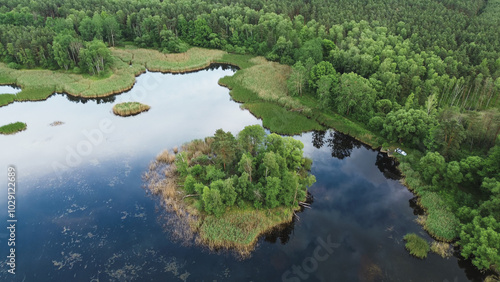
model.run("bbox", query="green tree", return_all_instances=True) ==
[444,161,463,188]
[78,39,111,75]
[202,186,225,217]
[316,74,339,109]
[287,61,307,97]
[264,176,281,208]
[309,61,336,89]
[238,153,254,182]
[383,108,436,146]
[336,72,376,122]
[459,214,500,270]
[212,129,238,171]
[237,124,266,155]
[419,152,446,186]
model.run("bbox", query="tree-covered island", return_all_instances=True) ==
[146,125,315,255]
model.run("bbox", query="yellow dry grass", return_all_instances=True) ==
[430,241,453,258]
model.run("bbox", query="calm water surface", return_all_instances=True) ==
[0,66,482,281]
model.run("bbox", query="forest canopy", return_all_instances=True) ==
[169,125,315,216]
[0,0,499,271]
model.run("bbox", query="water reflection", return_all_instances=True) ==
[327,131,363,160]
[375,152,402,180]
[64,93,117,104]
[0,66,486,281]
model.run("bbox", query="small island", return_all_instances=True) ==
[146,125,316,255]
[112,102,150,117]
[0,121,27,135]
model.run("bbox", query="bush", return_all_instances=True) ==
[404,233,430,259]
[368,116,385,132]
[7,62,21,69]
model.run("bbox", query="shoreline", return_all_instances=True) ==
[146,156,304,257]
[1,46,491,273]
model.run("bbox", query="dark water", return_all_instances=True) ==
[0,67,483,281]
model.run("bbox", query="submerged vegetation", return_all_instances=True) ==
[0,122,26,135]
[404,233,430,259]
[146,125,315,255]
[113,102,150,117]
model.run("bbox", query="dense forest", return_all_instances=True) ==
[173,125,315,216]
[0,0,498,272]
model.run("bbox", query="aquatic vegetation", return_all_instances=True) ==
[404,233,430,259]
[113,102,151,117]
[0,93,16,107]
[146,125,316,256]
[430,241,453,258]
[0,121,27,135]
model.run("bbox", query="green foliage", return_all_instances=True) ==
[237,125,266,155]
[79,39,112,75]
[403,233,430,259]
[202,186,225,217]
[383,109,436,147]
[309,61,336,90]
[0,121,27,134]
[375,99,392,115]
[419,152,446,187]
[459,215,500,270]
[335,72,376,122]
[287,61,307,97]
[0,0,499,268]
[176,125,315,216]
[112,102,150,116]
[243,103,324,135]
[0,93,16,107]
[426,208,460,241]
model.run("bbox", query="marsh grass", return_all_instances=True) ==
[404,233,430,259]
[114,47,225,73]
[418,192,459,242]
[198,206,293,256]
[112,102,150,117]
[0,94,16,107]
[15,87,54,101]
[219,53,256,69]
[430,241,453,258]
[243,103,323,135]
[0,122,27,135]
[145,139,298,257]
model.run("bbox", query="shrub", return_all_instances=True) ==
[404,233,430,259]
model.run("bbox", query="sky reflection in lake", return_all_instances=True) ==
[0,67,483,281]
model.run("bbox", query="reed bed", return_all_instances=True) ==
[430,241,453,258]
[114,47,225,73]
[0,94,16,107]
[112,102,150,117]
[145,140,298,257]
[403,233,430,259]
[0,121,27,135]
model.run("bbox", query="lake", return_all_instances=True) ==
[0,66,483,281]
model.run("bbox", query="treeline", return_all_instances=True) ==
[0,0,499,270]
[173,125,315,217]
[0,0,499,98]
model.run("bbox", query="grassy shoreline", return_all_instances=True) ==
[0,46,459,258]
[146,144,304,257]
